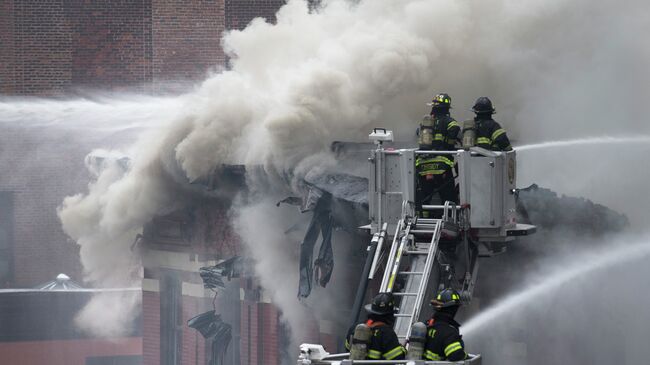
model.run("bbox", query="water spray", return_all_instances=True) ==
[515,136,650,152]
[463,237,650,336]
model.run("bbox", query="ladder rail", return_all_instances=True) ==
[381,222,412,292]
[379,219,403,291]
[392,219,443,342]
[368,223,389,280]
[409,219,442,331]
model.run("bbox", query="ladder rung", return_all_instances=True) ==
[398,271,424,275]
[393,292,418,296]
[410,230,434,234]
[394,314,413,317]
[406,250,429,255]
[417,218,441,223]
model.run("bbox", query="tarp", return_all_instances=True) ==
[297,192,334,298]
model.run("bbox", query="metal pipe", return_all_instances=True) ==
[380,219,403,291]
[369,223,388,279]
[384,225,411,292]
[422,204,462,210]
[349,226,385,328]
[376,148,383,230]
[414,150,461,155]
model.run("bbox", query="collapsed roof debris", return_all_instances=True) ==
[517,184,629,234]
[189,256,250,365]
[187,311,232,365]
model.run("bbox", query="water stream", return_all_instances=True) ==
[515,136,650,152]
[0,94,184,133]
[464,237,650,336]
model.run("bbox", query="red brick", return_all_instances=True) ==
[0,338,142,365]
[143,291,160,365]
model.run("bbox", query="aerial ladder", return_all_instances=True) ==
[298,128,536,365]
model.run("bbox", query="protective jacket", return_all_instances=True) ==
[474,117,512,151]
[429,114,460,151]
[416,113,459,176]
[345,320,406,361]
[424,312,467,362]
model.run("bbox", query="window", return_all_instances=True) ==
[160,273,182,365]
[85,355,142,365]
[0,192,14,287]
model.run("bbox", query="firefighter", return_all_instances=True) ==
[471,97,513,151]
[345,292,406,361]
[423,288,468,362]
[416,93,460,216]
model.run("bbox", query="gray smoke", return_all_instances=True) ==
[37,0,649,349]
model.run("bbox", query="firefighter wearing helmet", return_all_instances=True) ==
[415,93,460,217]
[470,97,513,151]
[423,288,468,361]
[345,293,406,361]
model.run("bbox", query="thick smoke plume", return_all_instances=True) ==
[48,0,650,346]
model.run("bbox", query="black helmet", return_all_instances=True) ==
[364,292,396,315]
[472,97,495,114]
[427,93,452,109]
[430,288,461,309]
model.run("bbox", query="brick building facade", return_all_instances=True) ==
[0,288,142,365]
[139,195,285,365]
[0,0,299,286]
[0,1,330,364]
[0,0,315,95]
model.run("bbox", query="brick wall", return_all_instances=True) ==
[0,338,142,365]
[240,277,281,365]
[181,295,208,365]
[2,0,152,95]
[12,0,72,95]
[151,0,226,89]
[258,303,279,364]
[0,0,320,94]
[0,0,15,94]
[225,0,287,31]
[0,127,90,288]
[65,0,152,91]
[0,0,231,95]
[143,291,161,365]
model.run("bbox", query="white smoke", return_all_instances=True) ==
[46,0,650,345]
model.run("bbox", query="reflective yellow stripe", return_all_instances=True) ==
[434,133,444,141]
[491,128,506,141]
[447,121,459,129]
[476,137,491,145]
[444,341,463,357]
[417,156,453,165]
[418,169,446,176]
[425,350,442,360]
[383,346,405,360]
[428,328,436,337]
[345,339,350,350]
[430,156,454,166]
[368,349,382,359]
[416,156,453,167]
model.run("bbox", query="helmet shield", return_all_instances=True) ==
[430,288,461,309]
[427,93,452,109]
[364,292,396,315]
[471,96,495,114]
